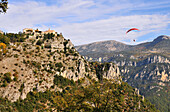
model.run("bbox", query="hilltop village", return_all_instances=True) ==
[23,28,58,35]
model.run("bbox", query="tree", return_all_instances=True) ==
[0,0,8,13]
[0,42,6,53]
[0,42,6,60]
[36,39,43,45]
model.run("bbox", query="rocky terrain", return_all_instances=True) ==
[0,31,120,102]
[0,30,159,111]
[76,35,170,112]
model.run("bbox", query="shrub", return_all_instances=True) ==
[19,83,24,92]
[36,40,43,45]
[68,67,74,72]
[63,41,68,46]
[13,76,18,81]
[55,62,63,68]
[14,63,18,66]
[33,70,37,74]
[74,53,78,56]
[4,72,12,83]
[66,53,70,57]
[45,44,51,48]
[69,49,74,54]
[1,80,7,87]
[54,75,75,87]
[14,54,18,58]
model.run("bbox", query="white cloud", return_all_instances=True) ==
[56,15,169,45]
[0,0,132,32]
[0,0,169,45]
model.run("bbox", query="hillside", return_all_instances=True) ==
[76,35,170,56]
[76,35,170,112]
[132,35,170,53]
[0,29,158,111]
[75,40,132,54]
[0,30,121,102]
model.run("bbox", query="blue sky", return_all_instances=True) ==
[0,0,170,45]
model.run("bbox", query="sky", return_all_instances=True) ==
[0,0,170,45]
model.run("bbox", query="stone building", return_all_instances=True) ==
[44,28,56,34]
[23,28,57,35]
[23,28,34,34]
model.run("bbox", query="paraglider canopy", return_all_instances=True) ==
[126,28,139,34]
[126,28,140,42]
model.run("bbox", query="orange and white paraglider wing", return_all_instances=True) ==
[126,28,139,34]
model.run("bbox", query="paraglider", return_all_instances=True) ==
[126,28,140,42]
[126,28,139,34]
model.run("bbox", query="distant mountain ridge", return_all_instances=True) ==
[75,35,170,55]
[75,40,132,54]
[75,35,170,112]
[144,35,170,51]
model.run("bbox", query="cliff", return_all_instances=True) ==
[76,35,170,111]
[0,31,120,102]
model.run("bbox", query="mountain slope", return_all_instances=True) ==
[75,40,132,54]
[145,35,170,51]
[132,35,170,52]
[0,32,120,102]
[0,79,158,112]
[0,30,158,111]
[76,35,170,112]
[76,35,170,55]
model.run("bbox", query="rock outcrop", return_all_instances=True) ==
[103,63,120,80]
[0,31,120,102]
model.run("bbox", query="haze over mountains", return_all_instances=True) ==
[76,40,131,53]
[76,35,170,55]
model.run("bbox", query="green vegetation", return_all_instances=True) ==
[81,49,169,112]
[89,62,113,82]
[0,78,158,112]
[55,62,63,68]
[0,0,8,13]
[13,73,18,81]
[140,83,169,112]
[0,30,162,112]
[4,72,12,83]
[36,39,43,45]
[19,83,24,92]
[0,33,25,44]
[120,63,170,112]
[0,72,12,87]
[54,75,75,88]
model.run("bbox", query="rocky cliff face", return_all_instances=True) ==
[81,53,169,111]
[103,63,120,80]
[83,54,170,82]
[111,55,170,67]
[137,55,170,66]
[0,33,120,102]
[76,35,170,111]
